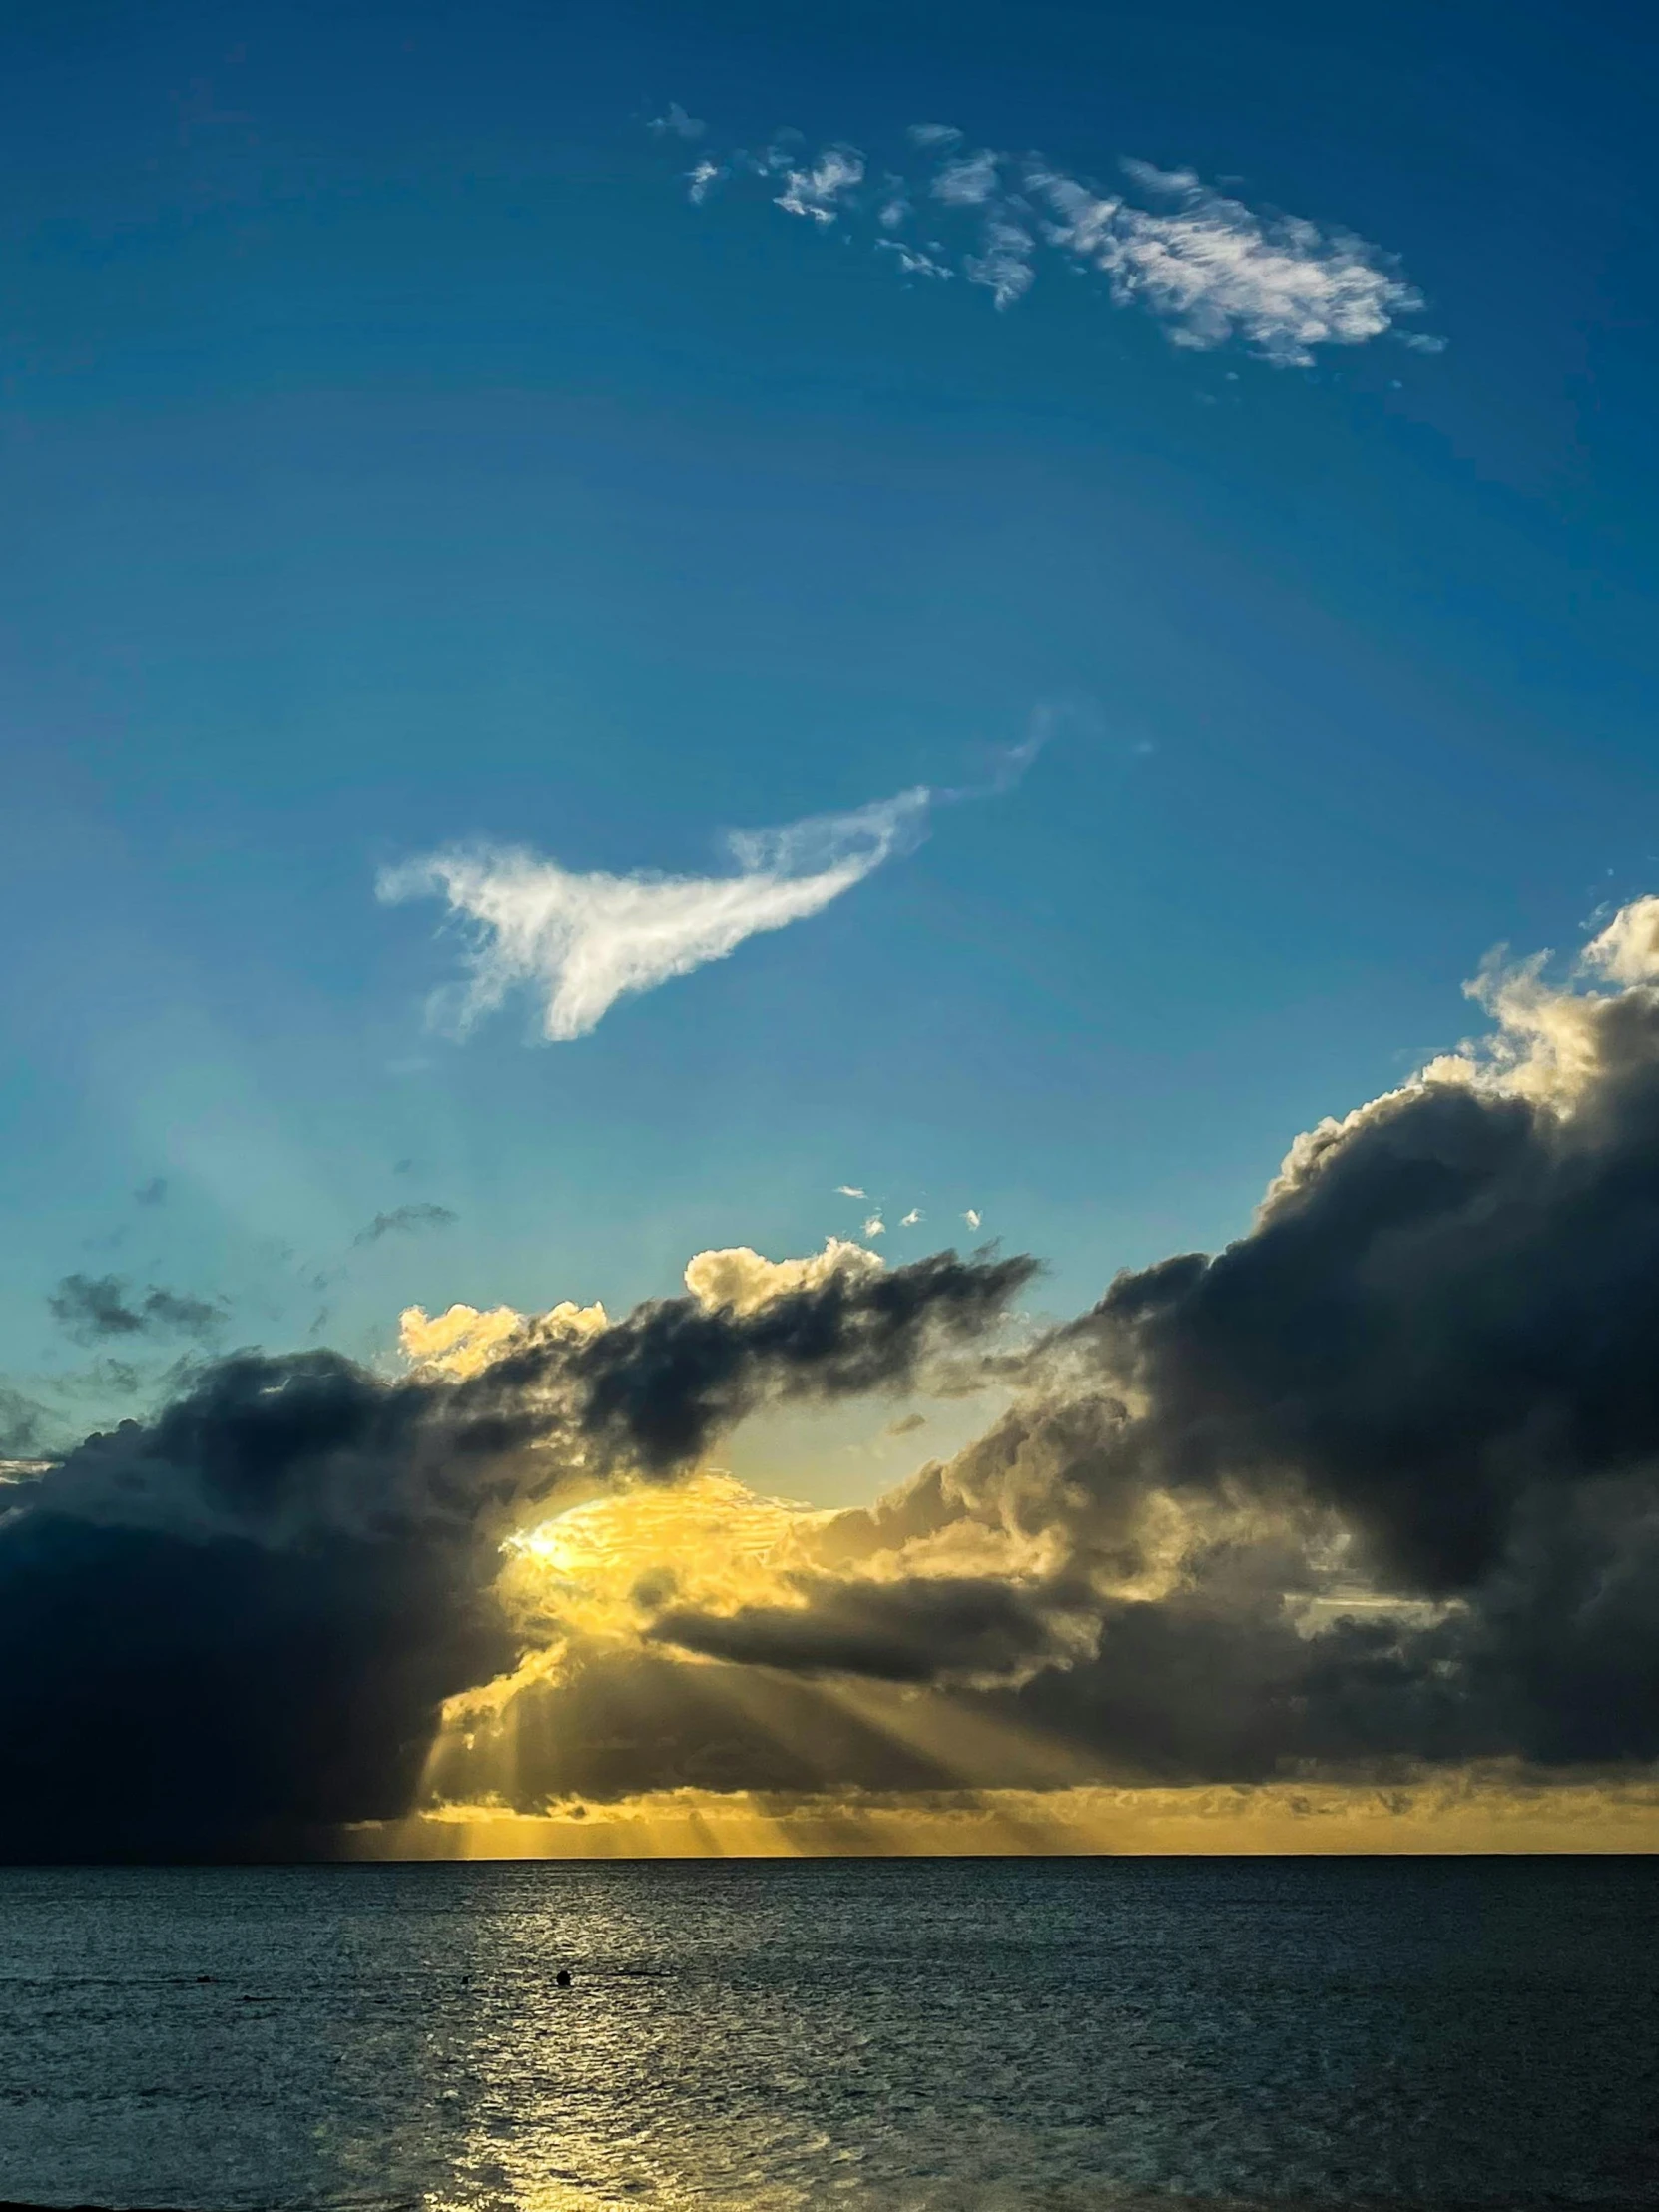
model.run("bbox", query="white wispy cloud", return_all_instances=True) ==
[835,1185,867,1199]
[862,1214,886,1240]
[775,146,864,225]
[380,790,929,1043]
[660,120,1434,364]
[963,1208,982,1230]
[900,1208,923,1226]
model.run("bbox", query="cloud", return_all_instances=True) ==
[775,146,864,225]
[647,102,704,141]
[835,1185,866,1198]
[352,1203,459,1247]
[963,1208,982,1230]
[0,1386,53,1459]
[900,1209,922,1227]
[133,1177,168,1207]
[421,894,1659,1815]
[648,1570,1089,1686]
[380,788,930,1043]
[28,897,1659,1853]
[0,1242,1031,1858]
[683,1238,882,1319]
[862,1214,886,1239]
[663,121,1433,363]
[47,1274,226,1344]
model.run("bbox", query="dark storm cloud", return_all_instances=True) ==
[648,1570,1079,1684]
[352,1203,458,1246]
[0,1248,1031,1858]
[563,1249,1040,1474]
[48,1273,226,1344]
[0,1384,53,1459]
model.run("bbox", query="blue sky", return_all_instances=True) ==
[3,0,1656,1484]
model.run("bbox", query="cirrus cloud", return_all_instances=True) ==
[380,787,928,1042]
[665,120,1433,365]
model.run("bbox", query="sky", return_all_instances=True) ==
[4,0,1659,1859]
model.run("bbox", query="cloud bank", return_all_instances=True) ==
[667,124,1433,365]
[0,1240,1033,1857]
[14,898,1659,1856]
[380,788,929,1041]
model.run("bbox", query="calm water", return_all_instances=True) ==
[1,1859,1656,2212]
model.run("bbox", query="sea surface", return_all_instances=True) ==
[1,1858,1656,2212]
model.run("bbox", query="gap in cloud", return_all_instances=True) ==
[665,119,1436,366]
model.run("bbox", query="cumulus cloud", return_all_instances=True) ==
[47,1274,226,1344]
[379,788,930,1042]
[661,120,1433,363]
[352,1203,458,1247]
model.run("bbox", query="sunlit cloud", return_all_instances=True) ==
[380,787,928,1041]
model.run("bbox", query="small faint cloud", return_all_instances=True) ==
[862,1215,886,1240]
[835,1185,867,1199]
[687,158,722,206]
[876,238,953,281]
[648,101,705,141]
[931,149,1001,207]
[48,1273,227,1344]
[907,123,962,150]
[352,1203,458,1248]
[963,1208,982,1231]
[884,1410,927,1436]
[134,1177,168,1207]
[900,1209,923,1227]
[392,1156,416,1177]
[775,145,864,225]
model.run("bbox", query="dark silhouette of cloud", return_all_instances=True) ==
[134,1177,168,1207]
[649,1572,1079,1684]
[353,1203,458,1246]
[48,1274,227,1344]
[0,1247,1031,1858]
[0,1385,53,1460]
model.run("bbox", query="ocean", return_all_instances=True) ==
[1,1858,1655,2211]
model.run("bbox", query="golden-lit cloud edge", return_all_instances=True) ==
[348,1771,1659,1861]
